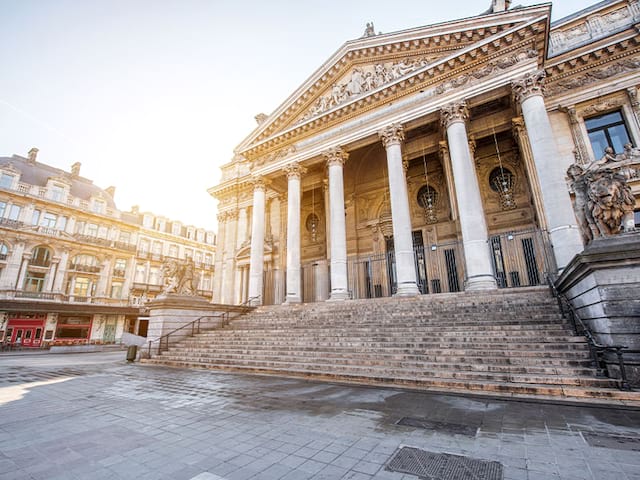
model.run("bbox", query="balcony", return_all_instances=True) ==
[112,268,126,278]
[0,289,138,308]
[69,263,101,273]
[113,241,137,252]
[0,218,25,229]
[74,234,111,247]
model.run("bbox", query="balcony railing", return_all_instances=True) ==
[0,289,137,307]
[74,234,112,247]
[69,263,101,273]
[0,218,25,229]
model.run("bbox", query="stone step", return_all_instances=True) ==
[143,358,630,399]
[183,335,587,346]
[169,345,592,367]
[160,350,594,375]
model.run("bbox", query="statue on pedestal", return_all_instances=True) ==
[567,144,638,242]
[161,258,196,296]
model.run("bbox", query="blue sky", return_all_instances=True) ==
[1,0,588,230]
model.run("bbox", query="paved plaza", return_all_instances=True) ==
[1,352,640,480]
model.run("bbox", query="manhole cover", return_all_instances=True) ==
[386,446,503,480]
[583,433,640,452]
[396,417,477,436]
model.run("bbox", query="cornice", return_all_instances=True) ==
[240,18,548,162]
[236,8,551,157]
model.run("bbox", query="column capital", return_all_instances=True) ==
[283,162,307,180]
[323,147,349,168]
[440,101,469,130]
[250,176,269,191]
[512,70,546,104]
[378,123,405,148]
[216,212,227,223]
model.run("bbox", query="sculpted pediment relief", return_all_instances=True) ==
[238,6,551,160]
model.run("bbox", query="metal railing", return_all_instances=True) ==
[147,314,228,357]
[547,276,632,391]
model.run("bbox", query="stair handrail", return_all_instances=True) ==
[147,314,226,357]
[546,276,631,390]
[241,295,261,307]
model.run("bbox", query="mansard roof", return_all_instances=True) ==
[0,154,117,209]
[234,4,552,162]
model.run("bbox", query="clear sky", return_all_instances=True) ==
[1,0,589,230]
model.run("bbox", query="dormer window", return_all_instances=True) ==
[92,199,106,214]
[50,184,67,202]
[0,173,15,189]
[143,214,153,228]
[172,222,182,236]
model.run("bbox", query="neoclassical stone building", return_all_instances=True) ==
[209,0,640,306]
[0,150,216,347]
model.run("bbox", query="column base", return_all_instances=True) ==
[394,283,421,297]
[327,290,350,301]
[284,295,301,304]
[465,275,498,291]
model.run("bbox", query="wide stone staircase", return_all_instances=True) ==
[142,287,639,403]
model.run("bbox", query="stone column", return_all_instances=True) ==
[248,177,267,305]
[438,141,458,222]
[222,209,238,304]
[441,101,497,290]
[212,212,226,303]
[512,117,548,231]
[513,71,584,271]
[53,250,69,292]
[626,86,640,131]
[45,257,60,291]
[284,163,306,303]
[15,253,32,290]
[378,124,420,296]
[324,147,350,301]
[1,241,25,289]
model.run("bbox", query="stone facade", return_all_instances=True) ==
[209,1,640,306]
[0,150,216,348]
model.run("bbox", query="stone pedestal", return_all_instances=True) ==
[146,295,225,348]
[556,233,640,385]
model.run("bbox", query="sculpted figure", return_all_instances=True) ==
[161,258,197,296]
[567,147,637,241]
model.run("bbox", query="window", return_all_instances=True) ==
[50,184,66,202]
[143,215,153,228]
[8,204,21,221]
[73,254,98,267]
[24,272,46,292]
[31,209,41,226]
[110,282,123,298]
[30,246,51,267]
[585,111,632,159]
[0,243,8,260]
[0,173,15,189]
[86,223,98,237]
[172,223,182,236]
[41,212,57,228]
[635,211,640,228]
[184,248,193,260]
[139,239,149,254]
[57,216,67,231]
[196,230,204,242]
[92,199,105,214]
[73,277,91,296]
[168,244,179,258]
[149,267,160,285]
[135,264,146,283]
[152,241,162,254]
[187,228,195,240]
[114,258,127,277]
[0,201,6,218]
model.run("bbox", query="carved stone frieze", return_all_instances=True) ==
[378,124,405,148]
[323,147,349,167]
[440,101,469,130]
[512,70,546,104]
[547,57,640,96]
[549,1,640,56]
[579,97,626,117]
[251,146,296,170]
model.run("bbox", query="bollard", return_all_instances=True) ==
[126,345,138,362]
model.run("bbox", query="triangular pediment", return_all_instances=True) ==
[236,5,551,161]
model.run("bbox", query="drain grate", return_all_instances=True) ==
[396,417,477,436]
[386,446,503,480]
[583,433,640,452]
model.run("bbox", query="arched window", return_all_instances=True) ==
[30,246,51,267]
[0,243,8,260]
